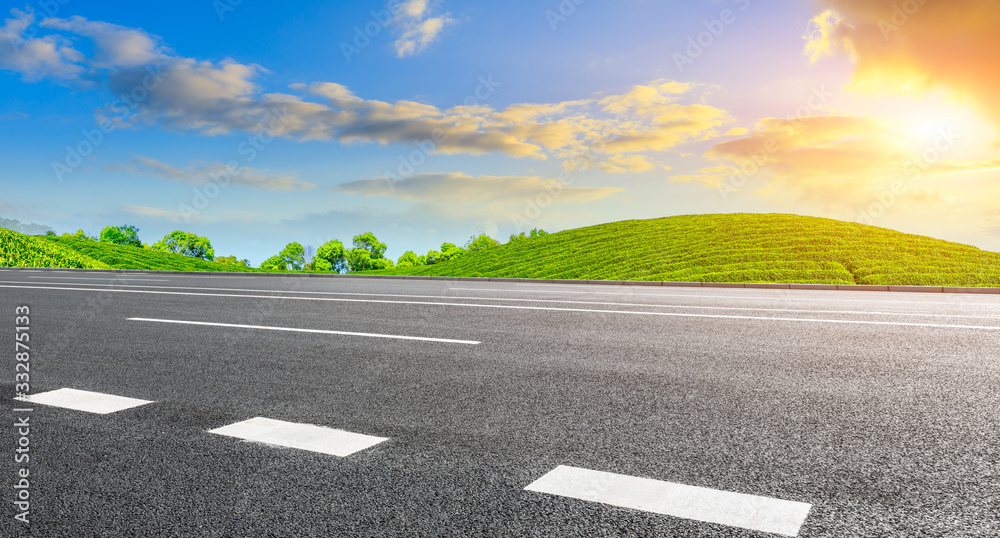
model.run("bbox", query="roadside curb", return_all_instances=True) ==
[4,266,999,294]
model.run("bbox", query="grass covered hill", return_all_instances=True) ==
[0,228,110,269]
[367,214,1000,287]
[38,236,260,272]
[0,230,259,272]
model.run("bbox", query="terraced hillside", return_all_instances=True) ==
[37,236,260,272]
[0,232,259,272]
[0,228,110,269]
[368,214,1000,286]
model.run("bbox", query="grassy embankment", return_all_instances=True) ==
[364,214,1000,286]
[4,214,1000,285]
[0,230,259,272]
[0,228,110,269]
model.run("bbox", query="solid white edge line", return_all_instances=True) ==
[127,317,481,345]
[525,465,811,537]
[450,287,1000,306]
[4,280,998,320]
[1,284,997,330]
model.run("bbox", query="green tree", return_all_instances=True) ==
[465,233,500,253]
[260,255,287,271]
[216,256,250,267]
[347,248,372,271]
[396,250,419,267]
[424,249,442,265]
[509,229,547,243]
[352,232,387,260]
[99,225,142,247]
[309,240,348,273]
[437,242,466,263]
[279,242,306,271]
[152,230,215,260]
[309,258,332,271]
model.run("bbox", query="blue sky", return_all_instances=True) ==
[2,0,999,264]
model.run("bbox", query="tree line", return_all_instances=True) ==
[58,224,548,272]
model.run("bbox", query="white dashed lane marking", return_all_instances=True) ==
[525,465,812,537]
[29,276,170,281]
[127,317,481,344]
[208,417,388,457]
[16,388,154,414]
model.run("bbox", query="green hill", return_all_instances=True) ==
[0,230,258,272]
[366,214,1000,287]
[38,236,260,272]
[0,228,110,269]
[5,214,1000,285]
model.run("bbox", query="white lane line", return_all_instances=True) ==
[127,317,481,344]
[81,272,164,277]
[117,274,259,279]
[5,280,999,320]
[3,284,998,330]
[450,287,1000,306]
[15,388,153,414]
[208,417,388,457]
[29,276,169,282]
[525,466,811,537]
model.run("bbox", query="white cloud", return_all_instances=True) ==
[597,154,657,174]
[0,9,84,81]
[391,0,455,58]
[334,172,623,204]
[108,72,728,163]
[41,16,166,67]
[122,204,208,223]
[2,11,731,168]
[109,155,317,191]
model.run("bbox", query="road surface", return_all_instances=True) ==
[3,269,999,536]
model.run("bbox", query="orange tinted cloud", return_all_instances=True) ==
[694,115,1000,207]
[806,0,1000,134]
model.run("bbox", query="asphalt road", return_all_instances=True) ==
[2,269,999,537]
